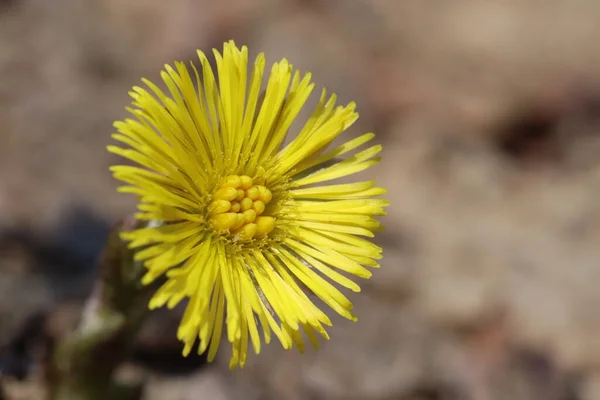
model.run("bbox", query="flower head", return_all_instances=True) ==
[109,41,388,368]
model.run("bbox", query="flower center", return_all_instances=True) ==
[209,175,276,242]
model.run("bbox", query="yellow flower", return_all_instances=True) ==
[108,41,388,369]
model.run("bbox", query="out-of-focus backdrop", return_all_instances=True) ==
[2,0,600,399]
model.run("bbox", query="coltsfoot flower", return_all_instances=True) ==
[108,41,388,368]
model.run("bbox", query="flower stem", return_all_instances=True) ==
[47,216,151,400]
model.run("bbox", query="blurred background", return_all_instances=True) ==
[2,0,600,399]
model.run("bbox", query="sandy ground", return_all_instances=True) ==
[3,0,600,399]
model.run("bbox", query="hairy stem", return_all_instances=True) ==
[47,216,151,400]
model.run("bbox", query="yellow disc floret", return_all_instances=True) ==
[209,175,275,242]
